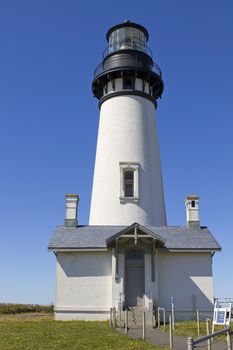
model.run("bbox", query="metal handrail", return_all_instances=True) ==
[187,327,232,349]
[157,307,166,331]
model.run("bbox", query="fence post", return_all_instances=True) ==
[163,309,166,331]
[171,303,175,331]
[109,307,112,327]
[113,307,116,328]
[119,307,121,328]
[227,329,232,350]
[197,309,200,337]
[142,311,146,340]
[206,319,212,350]
[169,314,173,349]
[187,337,194,350]
[109,308,113,327]
[125,308,128,335]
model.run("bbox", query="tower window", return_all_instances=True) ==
[119,162,139,203]
[123,77,135,90]
[124,170,134,197]
[191,200,196,208]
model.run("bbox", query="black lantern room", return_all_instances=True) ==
[92,20,164,106]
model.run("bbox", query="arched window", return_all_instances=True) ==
[124,170,134,197]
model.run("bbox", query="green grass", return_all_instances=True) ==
[172,320,213,338]
[0,314,168,350]
[164,320,232,340]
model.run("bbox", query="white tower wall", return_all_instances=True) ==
[89,94,167,226]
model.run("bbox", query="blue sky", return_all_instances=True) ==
[0,0,232,304]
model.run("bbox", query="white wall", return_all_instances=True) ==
[89,95,166,226]
[55,251,112,320]
[157,251,214,316]
[54,249,214,320]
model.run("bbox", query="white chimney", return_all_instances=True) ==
[185,195,200,228]
[64,194,79,227]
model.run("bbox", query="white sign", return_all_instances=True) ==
[213,303,231,326]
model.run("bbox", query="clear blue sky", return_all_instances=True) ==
[0,0,232,304]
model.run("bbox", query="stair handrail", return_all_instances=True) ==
[187,326,232,350]
[157,307,166,331]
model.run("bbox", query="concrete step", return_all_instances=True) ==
[117,308,155,327]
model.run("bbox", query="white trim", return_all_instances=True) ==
[49,248,218,253]
[167,249,218,253]
[119,162,139,203]
[49,248,108,252]
[55,306,110,312]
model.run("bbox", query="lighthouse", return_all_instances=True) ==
[89,20,167,226]
[48,20,221,322]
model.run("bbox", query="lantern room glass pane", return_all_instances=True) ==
[108,27,147,54]
[132,28,139,42]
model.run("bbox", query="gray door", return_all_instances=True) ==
[125,251,144,306]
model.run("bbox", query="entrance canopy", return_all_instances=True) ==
[106,222,166,247]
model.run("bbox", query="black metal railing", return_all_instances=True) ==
[93,56,162,79]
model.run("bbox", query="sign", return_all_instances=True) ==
[213,303,232,326]
[215,309,226,324]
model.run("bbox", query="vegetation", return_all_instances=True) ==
[165,320,233,341]
[0,303,53,314]
[171,320,214,338]
[0,315,168,350]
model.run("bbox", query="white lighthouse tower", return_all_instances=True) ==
[89,21,166,226]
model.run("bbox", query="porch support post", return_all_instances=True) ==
[151,239,155,281]
[115,239,119,281]
[134,225,138,245]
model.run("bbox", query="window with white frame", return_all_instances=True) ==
[119,162,139,203]
[124,170,134,197]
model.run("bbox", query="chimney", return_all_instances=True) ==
[64,194,79,227]
[185,195,200,228]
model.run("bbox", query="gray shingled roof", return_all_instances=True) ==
[48,224,221,251]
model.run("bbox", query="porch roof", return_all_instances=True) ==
[48,223,221,252]
[105,223,166,246]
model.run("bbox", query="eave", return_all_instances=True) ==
[166,248,222,253]
[48,247,108,252]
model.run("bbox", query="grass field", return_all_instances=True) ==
[165,320,233,341]
[0,314,168,350]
